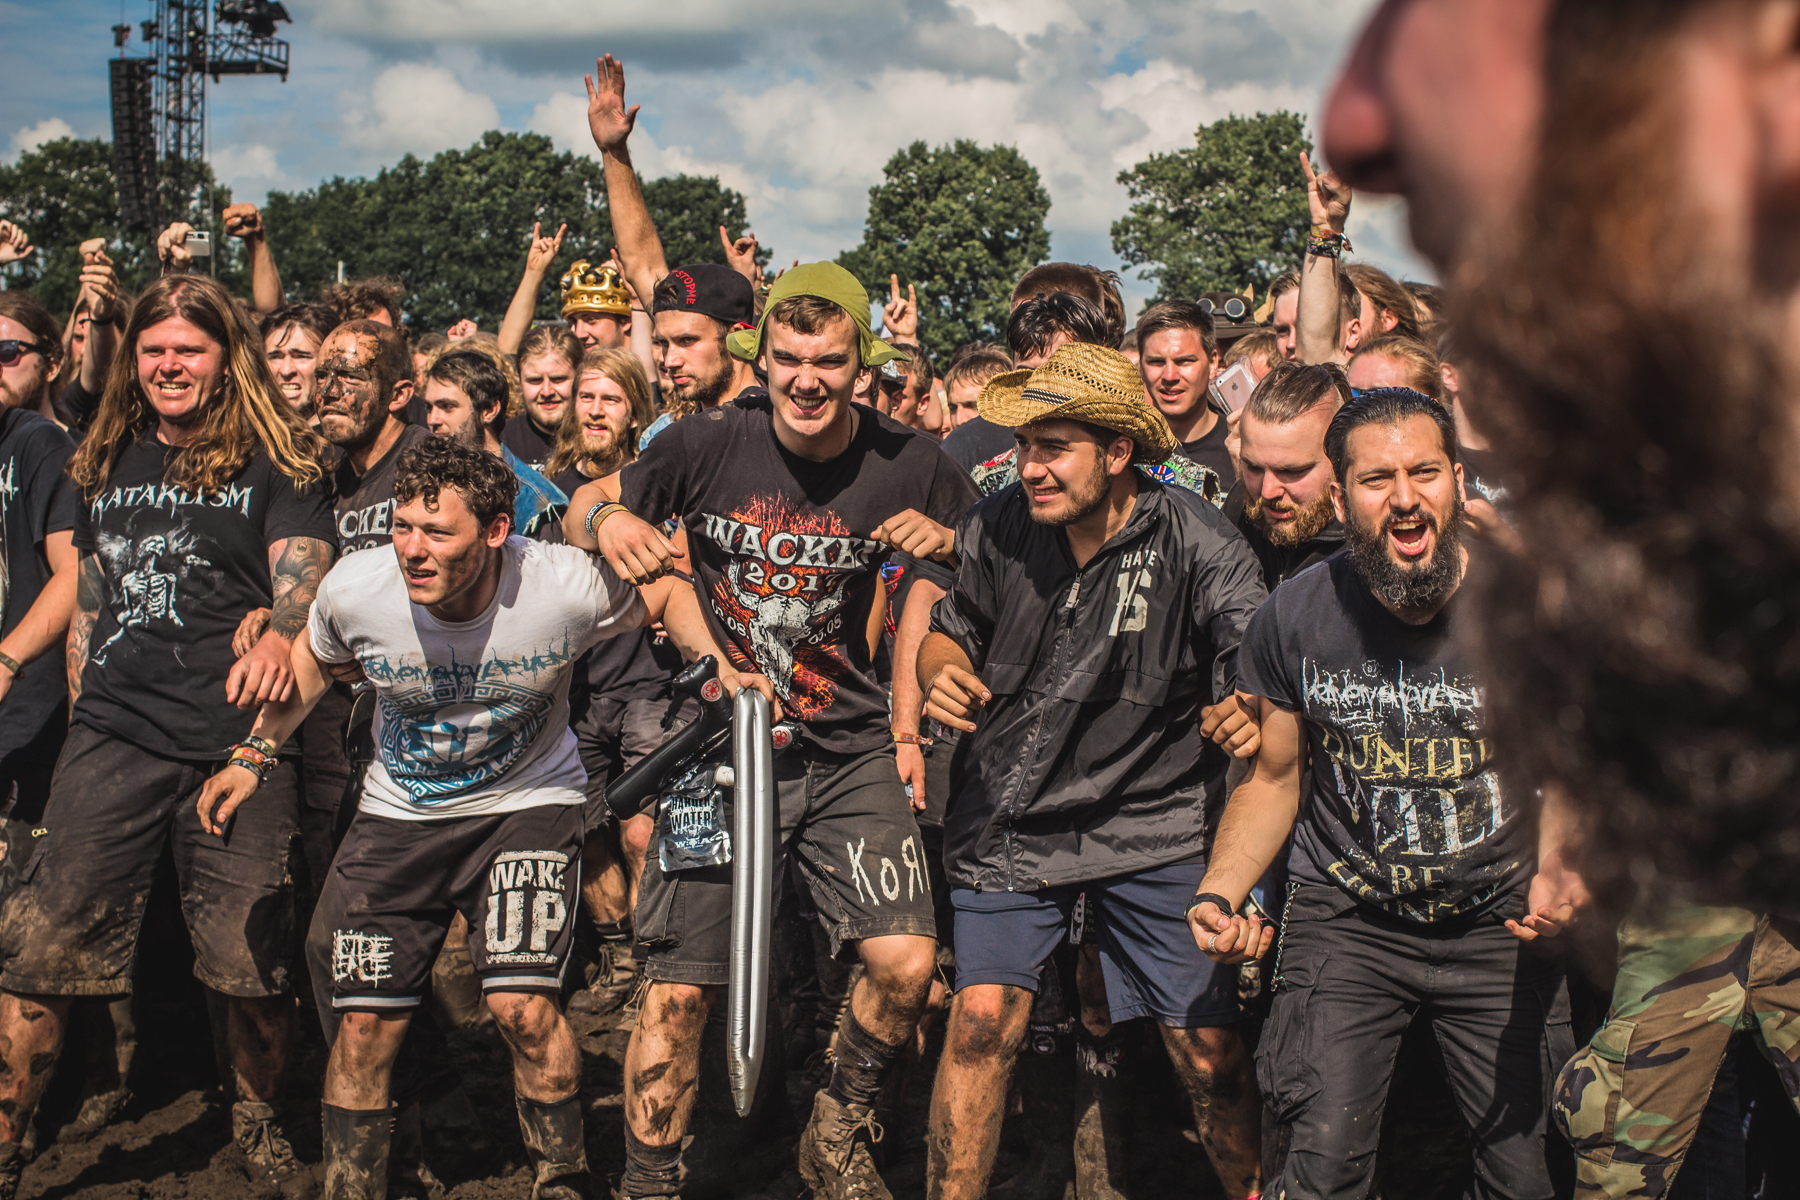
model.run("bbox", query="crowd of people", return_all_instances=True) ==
[0,13,1797,1200]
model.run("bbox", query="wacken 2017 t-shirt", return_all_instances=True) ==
[330,424,430,555]
[620,396,979,754]
[70,434,338,760]
[1237,552,1532,922]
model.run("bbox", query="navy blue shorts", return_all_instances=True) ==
[950,858,1239,1028]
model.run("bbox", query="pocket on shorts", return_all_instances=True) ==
[1554,1016,1633,1156]
[1256,938,1325,1123]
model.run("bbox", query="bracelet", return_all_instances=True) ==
[892,732,933,747]
[228,750,274,781]
[0,651,20,678]
[241,734,278,759]
[1306,230,1352,259]
[1185,892,1238,918]
[584,501,630,542]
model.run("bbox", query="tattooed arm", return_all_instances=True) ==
[63,553,104,706]
[225,536,336,709]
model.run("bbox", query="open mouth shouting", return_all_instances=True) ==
[1386,512,1436,560]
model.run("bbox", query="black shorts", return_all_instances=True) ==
[0,722,299,998]
[636,746,936,986]
[573,694,690,834]
[315,801,584,1011]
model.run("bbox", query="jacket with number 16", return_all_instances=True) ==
[930,474,1268,894]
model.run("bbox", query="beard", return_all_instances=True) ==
[578,426,629,475]
[1247,490,1334,547]
[1026,453,1110,528]
[666,358,733,417]
[1344,502,1464,613]
[1454,5,1800,909]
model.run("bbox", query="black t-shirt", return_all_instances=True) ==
[55,380,102,438]
[330,424,429,555]
[71,434,337,760]
[1172,411,1234,503]
[1237,553,1531,923]
[502,413,557,473]
[1458,446,1511,512]
[0,409,80,765]
[941,416,1016,475]
[620,397,979,753]
[548,466,673,702]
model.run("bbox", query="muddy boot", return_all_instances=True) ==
[428,938,490,1031]
[0,1142,21,1200]
[797,1091,889,1200]
[388,1101,446,1200]
[570,935,640,1018]
[517,1092,593,1200]
[61,995,135,1143]
[323,1103,392,1200]
[1071,1031,1129,1200]
[235,1100,318,1199]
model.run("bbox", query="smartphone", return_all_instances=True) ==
[184,230,213,258]
[1210,360,1257,414]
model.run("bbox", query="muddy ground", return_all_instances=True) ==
[11,878,1798,1200]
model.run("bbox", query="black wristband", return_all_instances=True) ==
[1185,892,1238,918]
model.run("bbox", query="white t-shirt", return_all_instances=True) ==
[309,536,646,820]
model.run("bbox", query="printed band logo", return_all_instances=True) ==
[844,835,927,907]
[483,850,570,966]
[332,930,396,985]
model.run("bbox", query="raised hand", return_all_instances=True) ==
[0,220,35,266]
[585,53,640,158]
[1300,152,1352,233]
[883,275,919,341]
[222,202,265,241]
[526,221,567,274]
[721,226,760,284]
[77,238,121,323]
[446,318,478,341]
[157,221,195,272]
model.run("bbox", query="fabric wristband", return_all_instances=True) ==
[1185,892,1238,918]
[0,651,20,678]
[584,501,630,542]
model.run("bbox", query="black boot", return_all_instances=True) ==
[389,1100,446,1200]
[516,1092,593,1200]
[323,1103,391,1200]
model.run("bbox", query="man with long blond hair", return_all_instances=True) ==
[0,274,337,1199]
[542,347,670,1016]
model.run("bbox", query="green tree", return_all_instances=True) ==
[0,137,245,317]
[1111,111,1312,305]
[264,131,765,332]
[839,140,1051,363]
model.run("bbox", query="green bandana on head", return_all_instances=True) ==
[726,262,910,369]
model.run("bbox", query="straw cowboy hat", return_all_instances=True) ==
[977,342,1178,462]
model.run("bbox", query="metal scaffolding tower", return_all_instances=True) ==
[110,1,292,232]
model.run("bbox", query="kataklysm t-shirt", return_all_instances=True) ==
[309,536,646,820]
[619,396,979,753]
[71,435,337,760]
[1236,552,1531,922]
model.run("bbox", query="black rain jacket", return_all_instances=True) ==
[931,475,1268,892]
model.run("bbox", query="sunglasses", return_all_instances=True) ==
[0,340,48,367]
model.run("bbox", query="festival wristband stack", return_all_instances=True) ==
[1306,227,1352,259]
[227,735,280,783]
[584,501,631,541]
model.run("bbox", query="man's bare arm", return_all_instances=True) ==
[66,553,104,704]
[196,635,337,835]
[498,222,567,356]
[586,54,668,308]
[227,536,335,708]
[0,532,78,707]
[1191,699,1305,962]
[224,204,285,313]
[891,579,945,813]
[1296,153,1353,366]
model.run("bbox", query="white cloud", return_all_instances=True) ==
[212,142,282,187]
[8,117,74,160]
[341,63,500,157]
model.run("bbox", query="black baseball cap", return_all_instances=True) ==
[653,263,755,328]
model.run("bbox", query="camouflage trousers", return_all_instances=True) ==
[1553,900,1800,1197]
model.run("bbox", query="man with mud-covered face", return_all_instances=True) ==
[316,321,427,558]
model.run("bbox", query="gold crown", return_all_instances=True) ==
[560,259,630,318]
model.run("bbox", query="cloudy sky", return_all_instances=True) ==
[0,0,1423,315]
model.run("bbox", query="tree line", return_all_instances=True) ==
[0,112,1314,359]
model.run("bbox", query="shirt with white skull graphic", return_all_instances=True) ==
[70,433,337,760]
[620,395,979,754]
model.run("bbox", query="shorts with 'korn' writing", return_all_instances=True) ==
[636,745,936,985]
[313,801,583,1010]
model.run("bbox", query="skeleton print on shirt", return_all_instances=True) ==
[91,522,215,665]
